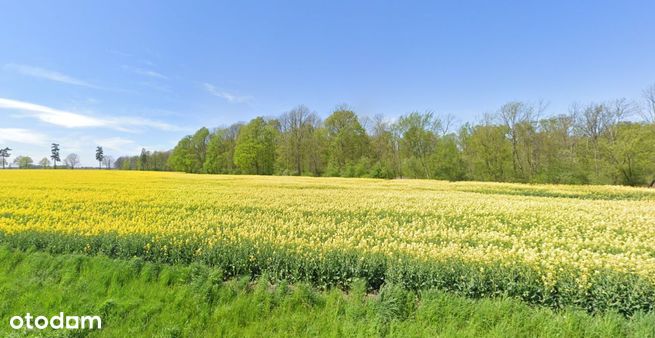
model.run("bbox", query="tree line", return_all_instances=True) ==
[0,144,113,169]
[117,84,655,187]
[4,85,654,186]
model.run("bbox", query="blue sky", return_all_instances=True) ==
[1,0,654,166]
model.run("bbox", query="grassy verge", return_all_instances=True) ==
[3,231,654,316]
[0,247,653,337]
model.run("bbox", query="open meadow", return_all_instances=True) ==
[1,170,655,334]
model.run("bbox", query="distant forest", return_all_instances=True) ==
[115,86,655,187]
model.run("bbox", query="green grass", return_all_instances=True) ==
[0,247,653,337]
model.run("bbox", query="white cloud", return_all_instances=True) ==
[109,50,133,57]
[0,97,183,132]
[135,69,167,80]
[4,64,131,93]
[93,138,168,157]
[113,116,182,131]
[203,83,252,103]
[0,128,48,145]
[4,63,100,88]
[123,65,168,80]
[0,98,106,128]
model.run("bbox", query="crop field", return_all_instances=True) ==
[1,170,655,316]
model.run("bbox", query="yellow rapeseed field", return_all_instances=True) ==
[1,170,654,312]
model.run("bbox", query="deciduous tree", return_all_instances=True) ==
[13,155,33,168]
[234,117,277,175]
[39,157,50,168]
[64,153,80,169]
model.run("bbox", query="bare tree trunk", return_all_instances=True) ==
[296,142,301,175]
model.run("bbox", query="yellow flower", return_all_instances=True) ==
[0,170,654,288]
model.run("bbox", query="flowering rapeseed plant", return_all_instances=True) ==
[1,170,654,314]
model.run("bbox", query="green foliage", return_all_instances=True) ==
[460,123,513,181]
[117,150,170,171]
[234,117,278,175]
[116,102,655,187]
[0,248,653,337]
[396,112,441,179]
[95,146,104,168]
[0,147,10,169]
[2,230,654,316]
[324,108,370,176]
[600,123,655,186]
[276,106,322,176]
[432,135,466,180]
[167,127,211,173]
[168,136,196,172]
[50,143,60,169]
[12,155,34,168]
[368,117,400,179]
[204,124,240,174]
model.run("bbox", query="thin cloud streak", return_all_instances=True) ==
[203,83,252,103]
[122,65,168,80]
[0,97,184,132]
[4,63,100,88]
[135,69,167,80]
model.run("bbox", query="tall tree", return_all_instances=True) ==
[306,125,328,176]
[0,147,11,169]
[536,114,585,183]
[572,100,630,183]
[395,112,441,179]
[323,107,369,176]
[368,115,400,178]
[459,119,513,182]
[234,117,278,175]
[148,151,170,171]
[432,134,466,180]
[572,103,612,181]
[50,143,60,169]
[95,146,104,169]
[498,101,541,181]
[190,127,211,172]
[204,124,241,174]
[277,106,319,175]
[169,137,194,172]
[167,128,211,173]
[139,148,149,170]
[601,122,655,186]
